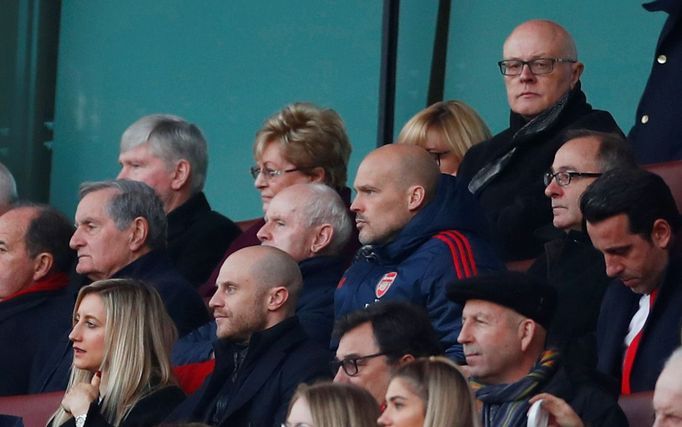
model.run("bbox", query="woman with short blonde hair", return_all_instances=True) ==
[398,100,491,175]
[49,278,184,427]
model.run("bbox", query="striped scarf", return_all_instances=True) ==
[470,349,560,427]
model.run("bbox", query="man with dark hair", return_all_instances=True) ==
[168,246,330,427]
[332,300,443,404]
[449,271,626,427]
[581,168,682,393]
[457,20,622,261]
[117,114,241,287]
[0,204,75,395]
[529,130,636,364]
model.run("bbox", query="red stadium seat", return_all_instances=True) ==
[0,391,63,427]
[643,160,682,212]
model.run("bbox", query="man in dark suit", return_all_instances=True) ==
[0,204,75,395]
[117,114,241,287]
[168,246,330,427]
[582,168,682,394]
[457,19,622,260]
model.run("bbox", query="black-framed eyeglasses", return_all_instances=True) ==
[249,166,303,180]
[330,351,388,377]
[544,170,602,187]
[428,150,451,167]
[498,57,577,76]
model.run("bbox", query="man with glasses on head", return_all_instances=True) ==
[528,129,636,370]
[332,300,443,405]
[458,19,622,262]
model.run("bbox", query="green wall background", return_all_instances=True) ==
[49,1,665,220]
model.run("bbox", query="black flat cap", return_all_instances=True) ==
[447,271,557,329]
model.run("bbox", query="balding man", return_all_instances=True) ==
[654,347,682,426]
[458,19,622,261]
[168,246,331,427]
[0,204,75,395]
[335,144,503,362]
[0,162,18,215]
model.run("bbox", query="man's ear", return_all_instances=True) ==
[518,319,537,352]
[651,218,673,250]
[129,217,150,252]
[32,252,54,282]
[170,159,191,191]
[570,62,584,89]
[407,185,427,211]
[397,354,416,367]
[267,286,289,311]
[310,224,333,255]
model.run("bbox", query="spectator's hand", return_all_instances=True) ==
[529,393,584,427]
[61,371,101,416]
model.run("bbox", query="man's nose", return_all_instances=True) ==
[604,256,624,278]
[544,179,562,198]
[519,63,536,82]
[333,367,350,383]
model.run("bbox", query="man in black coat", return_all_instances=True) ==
[117,114,241,287]
[448,272,627,427]
[167,246,331,427]
[528,130,637,368]
[457,19,622,261]
[0,204,75,396]
[31,180,210,393]
[582,168,682,394]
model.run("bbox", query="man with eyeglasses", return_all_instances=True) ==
[457,19,622,262]
[332,300,443,405]
[582,168,682,394]
[527,129,636,370]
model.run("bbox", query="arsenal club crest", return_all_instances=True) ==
[375,272,398,299]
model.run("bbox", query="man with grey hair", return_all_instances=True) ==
[34,179,210,393]
[653,346,682,426]
[70,179,209,334]
[457,19,622,261]
[173,183,351,371]
[0,161,18,215]
[117,114,240,287]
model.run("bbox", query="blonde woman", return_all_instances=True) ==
[49,279,184,427]
[379,357,478,427]
[284,382,379,427]
[398,100,491,175]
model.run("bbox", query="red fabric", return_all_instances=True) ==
[173,359,216,395]
[2,272,69,302]
[621,288,658,395]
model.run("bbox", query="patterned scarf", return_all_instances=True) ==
[467,90,570,195]
[470,349,560,427]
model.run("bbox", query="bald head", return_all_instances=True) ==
[0,162,17,215]
[505,20,577,59]
[210,246,303,340]
[654,347,682,425]
[351,144,440,245]
[363,144,440,198]
[502,20,583,119]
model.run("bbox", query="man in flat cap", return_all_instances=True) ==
[448,271,626,427]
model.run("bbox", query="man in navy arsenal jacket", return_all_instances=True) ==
[335,144,503,362]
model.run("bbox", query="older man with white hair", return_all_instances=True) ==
[117,114,241,287]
